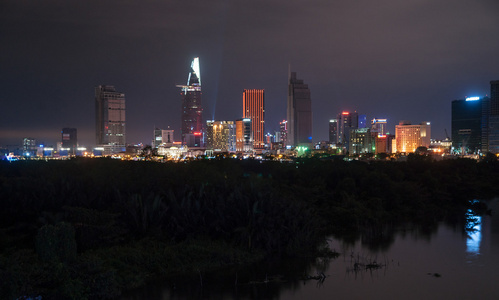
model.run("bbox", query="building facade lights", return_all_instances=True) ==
[243,89,265,150]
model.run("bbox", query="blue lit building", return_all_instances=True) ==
[358,114,367,128]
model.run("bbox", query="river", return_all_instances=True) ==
[122,200,499,299]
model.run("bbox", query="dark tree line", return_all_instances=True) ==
[0,157,498,299]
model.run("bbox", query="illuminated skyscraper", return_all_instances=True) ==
[243,89,265,149]
[236,118,253,153]
[227,122,237,152]
[329,119,338,144]
[287,71,312,147]
[371,118,387,136]
[279,120,288,145]
[206,120,235,152]
[178,57,203,146]
[349,128,373,154]
[395,121,431,153]
[95,85,126,153]
[337,111,359,151]
[451,97,489,155]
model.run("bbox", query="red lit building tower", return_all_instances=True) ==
[243,89,265,150]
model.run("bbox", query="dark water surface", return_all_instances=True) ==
[122,200,499,299]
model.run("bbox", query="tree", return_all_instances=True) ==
[482,152,497,163]
[141,145,157,160]
[415,146,428,155]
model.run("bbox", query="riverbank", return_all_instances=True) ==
[1,157,498,299]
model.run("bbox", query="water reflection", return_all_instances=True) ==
[342,221,440,252]
[122,201,499,300]
[122,256,327,300]
[466,209,482,256]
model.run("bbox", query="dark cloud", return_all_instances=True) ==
[1,0,499,147]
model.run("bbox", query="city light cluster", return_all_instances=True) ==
[2,61,498,161]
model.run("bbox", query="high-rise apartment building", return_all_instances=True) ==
[451,97,489,155]
[371,118,387,136]
[178,57,203,146]
[206,120,235,152]
[375,134,391,154]
[274,131,282,143]
[236,118,253,153]
[243,89,265,149]
[395,121,431,153]
[61,128,77,156]
[287,71,312,147]
[227,122,237,152]
[329,119,338,144]
[349,128,373,155]
[95,85,126,154]
[279,120,288,145]
[337,111,359,151]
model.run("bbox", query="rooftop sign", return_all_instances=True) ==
[466,96,480,101]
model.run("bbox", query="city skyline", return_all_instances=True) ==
[1,1,499,147]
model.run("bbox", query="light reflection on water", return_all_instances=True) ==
[466,213,482,256]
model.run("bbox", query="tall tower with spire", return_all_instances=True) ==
[177,57,203,146]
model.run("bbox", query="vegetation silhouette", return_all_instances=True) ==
[1,157,498,299]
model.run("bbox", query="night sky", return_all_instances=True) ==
[2,0,499,148]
